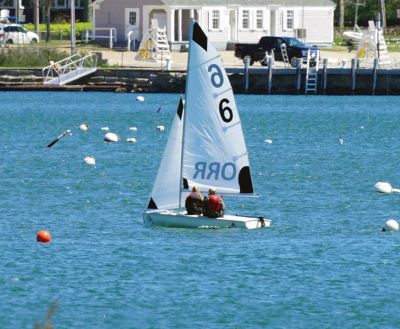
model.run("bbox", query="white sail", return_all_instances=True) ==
[182,22,254,195]
[147,98,184,210]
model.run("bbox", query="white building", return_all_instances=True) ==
[92,0,336,50]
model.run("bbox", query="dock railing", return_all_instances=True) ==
[42,52,97,85]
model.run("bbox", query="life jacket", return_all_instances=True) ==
[208,194,222,212]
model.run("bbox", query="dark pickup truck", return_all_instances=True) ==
[234,36,319,67]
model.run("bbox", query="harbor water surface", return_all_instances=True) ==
[1,92,400,328]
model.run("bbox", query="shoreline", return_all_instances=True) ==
[1,66,400,95]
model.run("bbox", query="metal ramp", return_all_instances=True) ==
[42,53,97,85]
[280,43,290,67]
[305,49,320,94]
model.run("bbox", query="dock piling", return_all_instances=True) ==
[243,57,250,93]
[351,58,357,93]
[296,58,302,93]
[372,58,378,95]
[322,58,328,94]
[267,57,273,94]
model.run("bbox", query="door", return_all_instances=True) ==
[151,11,167,29]
[125,8,140,43]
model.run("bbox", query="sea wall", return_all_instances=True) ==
[0,67,400,95]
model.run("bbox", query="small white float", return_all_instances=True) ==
[104,132,120,143]
[374,182,400,194]
[339,138,344,145]
[136,96,145,102]
[129,127,138,131]
[264,139,272,144]
[84,156,96,166]
[79,123,89,131]
[101,127,109,131]
[157,125,165,131]
[383,219,399,232]
[126,138,137,143]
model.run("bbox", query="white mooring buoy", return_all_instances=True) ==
[129,127,138,131]
[84,156,96,166]
[136,96,145,102]
[104,132,120,143]
[374,182,400,194]
[382,219,399,232]
[264,139,272,144]
[126,138,137,143]
[79,123,89,131]
[157,125,165,131]
[101,127,109,131]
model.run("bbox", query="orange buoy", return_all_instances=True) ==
[36,230,51,243]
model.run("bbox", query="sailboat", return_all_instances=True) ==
[143,20,271,230]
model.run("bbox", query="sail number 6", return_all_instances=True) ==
[208,64,233,123]
[219,98,233,123]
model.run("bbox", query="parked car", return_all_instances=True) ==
[0,24,39,45]
[234,36,319,67]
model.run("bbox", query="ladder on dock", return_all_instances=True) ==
[135,19,171,63]
[305,50,320,94]
[42,53,97,85]
[375,28,391,68]
[280,43,290,67]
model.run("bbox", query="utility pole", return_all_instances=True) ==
[15,0,19,22]
[339,0,344,28]
[34,0,40,35]
[379,0,386,30]
[354,0,359,29]
[71,0,76,54]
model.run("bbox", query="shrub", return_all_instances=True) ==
[0,47,71,67]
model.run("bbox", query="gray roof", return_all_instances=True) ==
[162,0,335,6]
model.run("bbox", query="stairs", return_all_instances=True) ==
[135,26,171,63]
[356,21,391,68]
[305,49,320,94]
[376,30,391,68]
[280,43,290,68]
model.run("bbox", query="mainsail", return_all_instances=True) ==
[182,22,254,195]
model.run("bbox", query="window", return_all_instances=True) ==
[286,10,294,30]
[242,10,249,29]
[129,11,137,26]
[75,0,83,9]
[0,0,14,7]
[256,10,263,29]
[52,0,66,7]
[211,10,220,30]
[52,1,82,8]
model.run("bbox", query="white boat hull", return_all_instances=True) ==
[143,210,271,230]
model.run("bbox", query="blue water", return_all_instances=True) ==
[1,92,400,328]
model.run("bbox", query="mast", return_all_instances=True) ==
[178,18,195,212]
